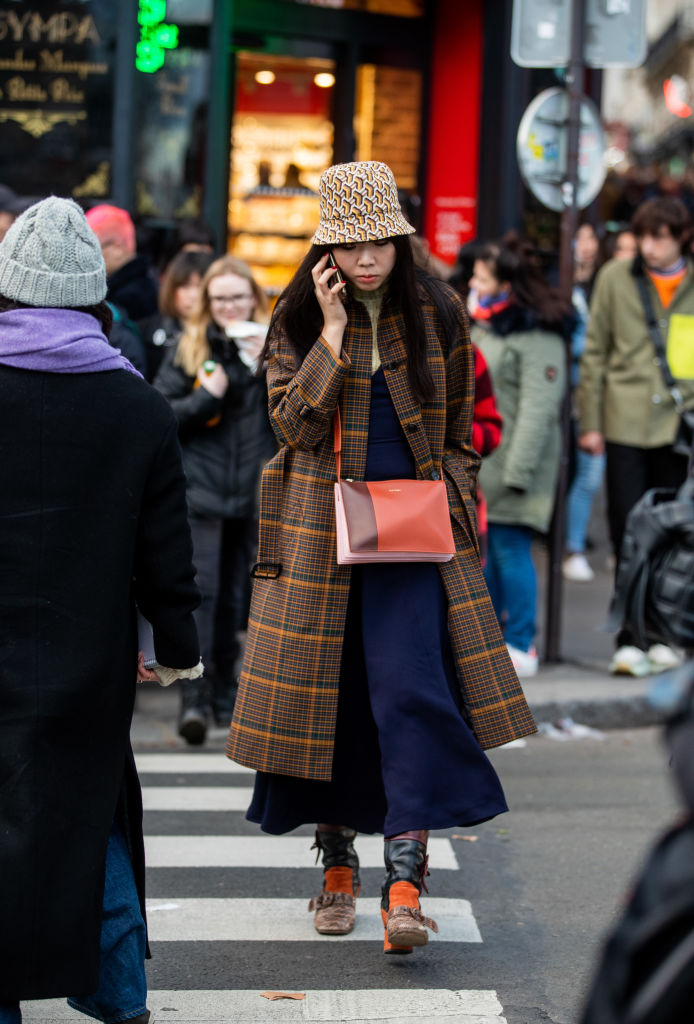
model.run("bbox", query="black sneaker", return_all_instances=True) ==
[178,680,209,745]
[178,705,207,745]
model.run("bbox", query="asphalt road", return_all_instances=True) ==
[134,729,679,1023]
[22,726,678,1024]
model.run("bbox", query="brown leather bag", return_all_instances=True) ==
[333,408,455,564]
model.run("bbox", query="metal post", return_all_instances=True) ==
[543,0,585,662]
[203,0,234,251]
[332,41,358,163]
[111,0,139,211]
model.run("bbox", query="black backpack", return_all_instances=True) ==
[607,477,694,650]
[581,666,694,1024]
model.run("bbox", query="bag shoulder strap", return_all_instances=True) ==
[633,269,682,406]
[333,408,342,481]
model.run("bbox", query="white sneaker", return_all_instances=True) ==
[647,643,681,673]
[506,643,539,678]
[562,552,595,582]
[609,645,651,677]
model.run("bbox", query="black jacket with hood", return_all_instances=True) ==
[154,324,275,519]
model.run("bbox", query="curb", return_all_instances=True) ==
[528,696,665,731]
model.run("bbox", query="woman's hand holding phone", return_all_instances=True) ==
[312,251,347,358]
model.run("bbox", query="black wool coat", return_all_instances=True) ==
[0,365,200,1001]
[107,255,159,321]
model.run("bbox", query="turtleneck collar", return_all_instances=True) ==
[349,280,389,375]
[350,280,389,307]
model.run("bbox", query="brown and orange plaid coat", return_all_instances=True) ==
[226,283,536,780]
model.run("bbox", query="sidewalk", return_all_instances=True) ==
[131,509,667,748]
[131,661,663,750]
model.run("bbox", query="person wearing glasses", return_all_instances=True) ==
[154,255,274,743]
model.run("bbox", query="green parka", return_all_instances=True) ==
[472,305,567,533]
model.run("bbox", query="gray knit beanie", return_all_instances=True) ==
[0,196,107,307]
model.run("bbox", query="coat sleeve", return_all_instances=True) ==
[577,264,611,435]
[133,415,200,669]
[266,321,351,449]
[502,335,565,491]
[441,291,481,498]
[472,345,503,457]
[153,348,224,434]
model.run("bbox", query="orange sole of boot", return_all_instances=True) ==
[381,909,413,955]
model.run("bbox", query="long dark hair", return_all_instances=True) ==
[265,235,458,405]
[0,294,114,338]
[477,233,574,336]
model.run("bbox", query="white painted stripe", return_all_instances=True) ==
[136,753,253,774]
[145,835,458,870]
[142,787,254,811]
[23,989,506,1022]
[144,896,481,943]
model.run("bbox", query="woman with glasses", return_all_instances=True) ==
[154,255,274,743]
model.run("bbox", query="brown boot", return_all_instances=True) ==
[385,880,438,948]
[381,837,438,954]
[309,866,358,934]
[308,828,360,936]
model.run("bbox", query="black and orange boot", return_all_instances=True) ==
[308,826,361,935]
[381,836,438,954]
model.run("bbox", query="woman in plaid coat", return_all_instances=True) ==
[227,162,535,954]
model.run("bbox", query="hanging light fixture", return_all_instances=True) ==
[255,70,276,85]
[314,72,335,89]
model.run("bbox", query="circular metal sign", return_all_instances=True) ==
[516,87,606,213]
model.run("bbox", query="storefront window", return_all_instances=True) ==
[354,64,422,193]
[228,54,335,296]
[134,45,210,220]
[283,0,424,14]
[0,0,116,200]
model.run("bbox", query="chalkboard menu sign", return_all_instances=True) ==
[0,1,116,200]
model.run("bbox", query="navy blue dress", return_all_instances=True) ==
[247,367,507,835]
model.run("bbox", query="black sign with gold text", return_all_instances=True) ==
[0,1,116,200]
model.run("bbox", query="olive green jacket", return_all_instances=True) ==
[473,315,566,533]
[577,257,694,448]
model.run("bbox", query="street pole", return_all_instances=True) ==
[543,0,585,662]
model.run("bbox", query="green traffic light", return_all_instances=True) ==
[135,0,180,72]
[138,0,167,27]
[136,39,165,73]
[153,24,179,49]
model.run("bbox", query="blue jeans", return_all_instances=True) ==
[566,448,606,554]
[0,823,147,1024]
[483,523,537,652]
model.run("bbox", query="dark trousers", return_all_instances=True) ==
[606,441,688,648]
[188,513,255,714]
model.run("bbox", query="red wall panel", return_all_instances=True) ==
[424,0,483,264]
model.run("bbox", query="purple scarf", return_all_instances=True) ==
[0,307,142,376]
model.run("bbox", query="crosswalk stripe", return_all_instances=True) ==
[145,897,482,943]
[21,751,505,1022]
[136,753,253,774]
[142,787,254,811]
[23,988,506,1022]
[145,835,459,869]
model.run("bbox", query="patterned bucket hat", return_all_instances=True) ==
[311,161,416,245]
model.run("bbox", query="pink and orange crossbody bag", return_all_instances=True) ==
[333,408,455,565]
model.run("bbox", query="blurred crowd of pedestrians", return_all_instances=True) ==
[4,175,694,707]
[440,195,694,682]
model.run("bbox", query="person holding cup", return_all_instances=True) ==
[154,255,274,742]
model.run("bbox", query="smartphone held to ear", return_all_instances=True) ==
[327,251,345,285]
